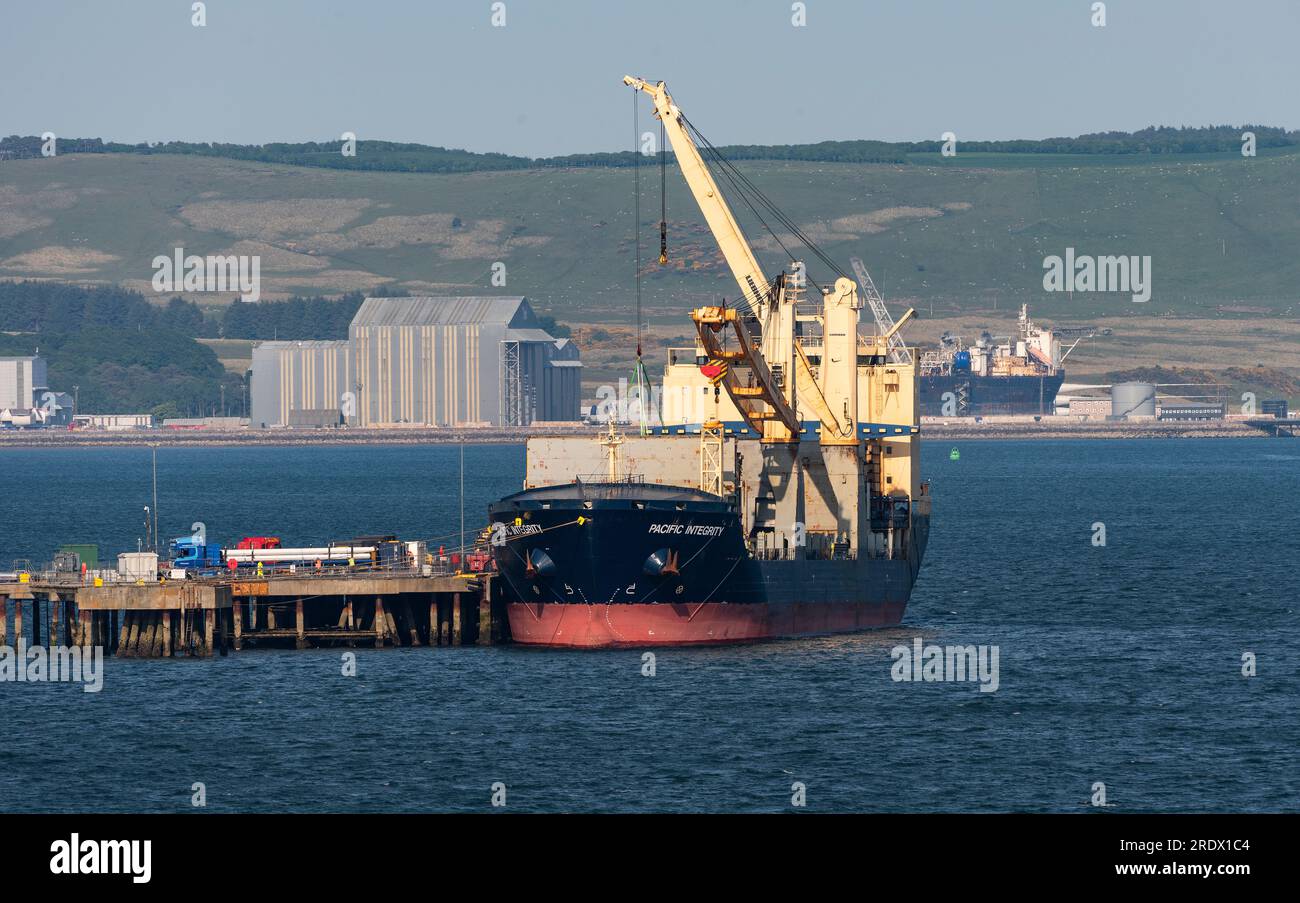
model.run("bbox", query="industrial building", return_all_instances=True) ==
[250,340,352,429]
[1158,403,1226,421]
[0,355,47,411]
[0,355,74,426]
[249,296,581,428]
[1261,399,1289,419]
[73,414,155,430]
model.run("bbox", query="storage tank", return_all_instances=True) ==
[1112,382,1157,418]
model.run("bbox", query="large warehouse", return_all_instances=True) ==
[0,355,47,411]
[250,296,581,428]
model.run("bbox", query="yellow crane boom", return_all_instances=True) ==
[625,75,855,442]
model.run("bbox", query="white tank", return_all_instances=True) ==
[1112,382,1157,418]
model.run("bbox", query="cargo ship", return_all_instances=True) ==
[486,77,930,647]
[918,305,1065,416]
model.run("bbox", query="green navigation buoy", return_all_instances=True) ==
[949,447,960,461]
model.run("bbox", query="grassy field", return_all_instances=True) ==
[4,149,1297,404]
[196,338,255,374]
[3,148,1299,325]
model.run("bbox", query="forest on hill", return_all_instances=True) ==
[3,124,1295,174]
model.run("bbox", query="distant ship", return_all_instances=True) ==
[919,305,1065,416]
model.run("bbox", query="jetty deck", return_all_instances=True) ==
[0,571,503,658]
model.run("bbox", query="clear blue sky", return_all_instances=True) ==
[2,0,1296,156]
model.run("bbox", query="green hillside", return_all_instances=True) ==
[2,146,1298,323]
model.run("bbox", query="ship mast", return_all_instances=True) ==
[599,414,624,482]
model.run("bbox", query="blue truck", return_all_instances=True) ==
[168,537,224,574]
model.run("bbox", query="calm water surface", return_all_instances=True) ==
[0,440,1295,812]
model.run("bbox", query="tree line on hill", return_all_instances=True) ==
[3,125,1294,174]
[0,282,237,418]
[0,282,372,417]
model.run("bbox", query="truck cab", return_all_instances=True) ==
[169,536,223,573]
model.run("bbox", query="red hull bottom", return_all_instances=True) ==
[506,601,907,648]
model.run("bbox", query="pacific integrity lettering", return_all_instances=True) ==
[647,523,724,536]
[0,641,104,693]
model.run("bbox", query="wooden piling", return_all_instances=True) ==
[32,598,42,646]
[78,609,91,649]
[384,608,400,647]
[0,597,7,646]
[267,603,277,630]
[14,601,23,645]
[162,611,172,657]
[374,597,385,648]
[203,608,214,657]
[428,595,438,647]
[478,593,493,646]
[232,598,242,651]
[295,599,306,650]
[139,613,157,657]
[451,592,462,646]
[119,613,133,656]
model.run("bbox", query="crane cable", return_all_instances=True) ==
[633,87,642,357]
[680,113,851,289]
[659,118,668,265]
[631,89,650,435]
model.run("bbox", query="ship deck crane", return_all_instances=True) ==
[850,256,912,365]
[624,75,863,445]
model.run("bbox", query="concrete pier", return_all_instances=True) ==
[0,572,505,658]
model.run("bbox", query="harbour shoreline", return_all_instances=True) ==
[0,419,1283,448]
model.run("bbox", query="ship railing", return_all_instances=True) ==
[749,547,859,562]
[574,473,646,485]
[4,553,498,588]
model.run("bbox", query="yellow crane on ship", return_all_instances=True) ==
[623,76,916,448]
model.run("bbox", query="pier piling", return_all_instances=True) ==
[452,592,462,646]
